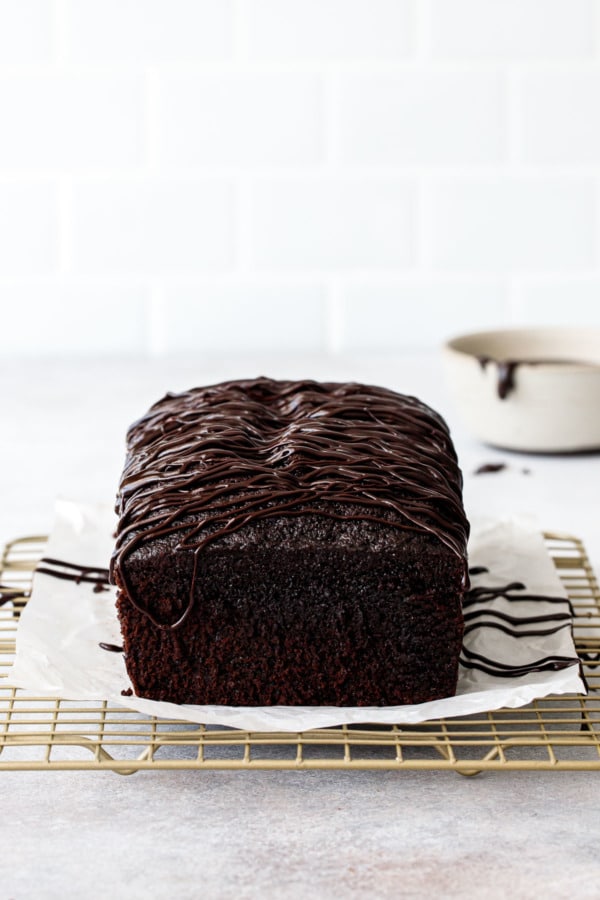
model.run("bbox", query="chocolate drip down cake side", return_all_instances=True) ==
[110,378,470,707]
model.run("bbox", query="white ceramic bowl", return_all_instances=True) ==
[443,327,600,452]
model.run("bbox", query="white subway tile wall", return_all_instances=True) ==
[0,1,53,64]
[67,0,235,62]
[242,0,415,60]
[249,177,415,269]
[0,74,145,169]
[161,283,329,353]
[161,73,323,166]
[430,178,596,270]
[430,0,594,59]
[0,182,58,275]
[72,180,235,273]
[2,284,150,355]
[0,0,599,357]
[339,280,508,349]
[339,71,507,165]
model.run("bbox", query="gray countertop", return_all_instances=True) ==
[2,353,599,899]
[4,768,600,899]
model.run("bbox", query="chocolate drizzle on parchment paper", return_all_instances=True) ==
[461,569,580,679]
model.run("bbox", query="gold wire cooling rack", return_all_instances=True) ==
[1,533,599,776]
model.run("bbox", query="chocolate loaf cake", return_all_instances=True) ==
[111,378,469,707]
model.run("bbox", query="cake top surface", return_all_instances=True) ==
[112,379,469,601]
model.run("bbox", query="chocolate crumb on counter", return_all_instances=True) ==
[474,462,507,475]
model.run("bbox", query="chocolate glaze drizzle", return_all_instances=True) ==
[37,557,110,592]
[477,357,517,400]
[0,585,28,607]
[461,645,578,677]
[99,642,124,653]
[111,378,470,629]
[461,576,580,678]
[464,581,574,616]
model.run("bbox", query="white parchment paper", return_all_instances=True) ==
[8,500,586,732]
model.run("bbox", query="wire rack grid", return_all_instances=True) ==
[1,533,599,776]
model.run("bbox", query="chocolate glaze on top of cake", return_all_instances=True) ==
[111,378,469,628]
